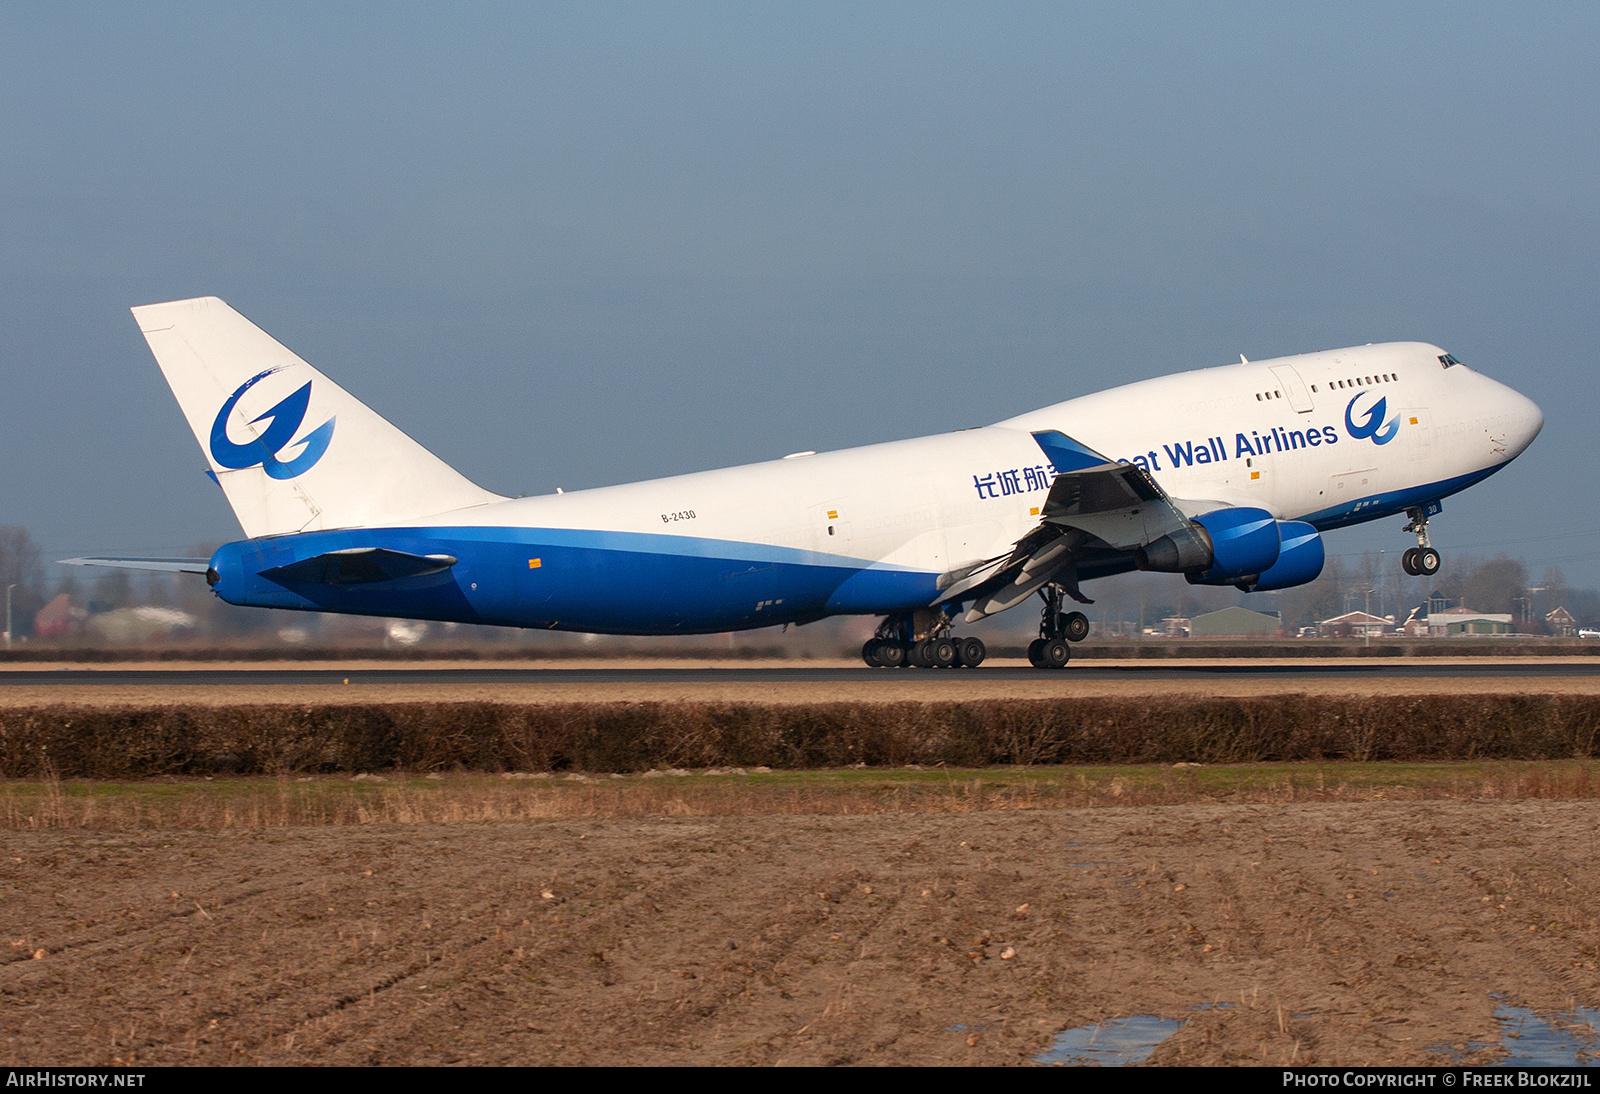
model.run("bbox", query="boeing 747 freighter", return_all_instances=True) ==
[65,297,1543,669]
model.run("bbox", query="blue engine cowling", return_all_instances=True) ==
[1246,521,1324,592]
[1188,506,1281,584]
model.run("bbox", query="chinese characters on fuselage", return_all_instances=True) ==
[973,464,1056,499]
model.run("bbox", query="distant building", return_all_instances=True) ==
[1318,610,1392,638]
[1190,606,1281,637]
[1427,606,1513,636]
[1399,606,1428,638]
[1546,606,1578,638]
[1160,616,1191,637]
[85,606,197,644]
[33,593,86,638]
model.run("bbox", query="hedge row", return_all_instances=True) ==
[3,695,1599,778]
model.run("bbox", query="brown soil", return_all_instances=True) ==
[4,798,1597,1066]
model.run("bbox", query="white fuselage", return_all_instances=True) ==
[406,341,1542,583]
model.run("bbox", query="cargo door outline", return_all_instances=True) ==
[1401,407,1432,462]
[1269,364,1315,413]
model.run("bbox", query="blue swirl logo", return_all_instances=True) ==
[209,369,336,480]
[1344,393,1398,446]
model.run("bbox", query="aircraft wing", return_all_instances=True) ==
[939,431,1192,621]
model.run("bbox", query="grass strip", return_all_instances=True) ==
[4,760,1596,829]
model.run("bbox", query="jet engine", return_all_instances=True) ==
[1137,508,1324,591]
[1242,521,1324,592]
[1136,506,1281,584]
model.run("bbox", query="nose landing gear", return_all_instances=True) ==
[1400,506,1442,577]
[1027,583,1090,670]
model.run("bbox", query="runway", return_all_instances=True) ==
[4,659,1600,687]
[3,657,1599,706]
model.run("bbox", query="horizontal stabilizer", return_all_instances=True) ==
[261,547,458,586]
[58,557,212,574]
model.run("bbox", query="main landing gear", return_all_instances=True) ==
[1400,506,1441,577]
[1027,583,1090,670]
[861,610,987,669]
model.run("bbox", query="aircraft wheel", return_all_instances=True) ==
[1027,638,1046,667]
[1062,611,1090,643]
[862,640,881,667]
[1036,639,1071,670]
[879,641,906,668]
[929,637,957,668]
[1401,547,1419,576]
[958,636,986,668]
[1415,547,1441,577]
[909,639,935,668]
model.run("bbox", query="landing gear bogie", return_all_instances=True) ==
[1402,546,1440,577]
[863,618,984,668]
[863,638,906,667]
[1400,507,1443,577]
[1029,583,1087,669]
[1061,611,1090,643]
[1028,637,1070,669]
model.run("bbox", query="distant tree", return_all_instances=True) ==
[1276,554,1347,630]
[0,526,45,638]
[1462,554,1528,617]
[1567,588,1600,630]
[88,569,132,613]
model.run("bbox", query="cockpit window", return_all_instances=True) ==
[1438,353,1462,368]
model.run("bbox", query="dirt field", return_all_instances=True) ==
[5,791,1598,1065]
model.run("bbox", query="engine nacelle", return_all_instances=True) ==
[1185,506,1281,584]
[1243,521,1324,592]
[1137,505,1283,582]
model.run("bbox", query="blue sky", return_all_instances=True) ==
[2,3,1596,583]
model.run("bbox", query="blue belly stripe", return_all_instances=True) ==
[1300,465,1500,531]
[211,525,940,634]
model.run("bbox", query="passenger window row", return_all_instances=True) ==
[1309,372,1399,394]
[1256,371,1402,401]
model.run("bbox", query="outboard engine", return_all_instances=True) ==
[1137,509,1325,592]
[1243,521,1324,592]
[1136,506,1281,585]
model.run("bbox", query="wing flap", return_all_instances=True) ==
[1038,460,1189,550]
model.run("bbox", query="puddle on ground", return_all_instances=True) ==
[1031,997,1600,1067]
[1494,1005,1600,1066]
[1427,1003,1600,1066]
[1034,1016,1186,1066]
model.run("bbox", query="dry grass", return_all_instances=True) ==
[3,759,1595,830]
[6,694,1600,778]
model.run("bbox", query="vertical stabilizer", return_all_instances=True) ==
[132,296,503,538]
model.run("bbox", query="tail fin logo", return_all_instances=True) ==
[209,369,336,480]
[1344,392,1399,446]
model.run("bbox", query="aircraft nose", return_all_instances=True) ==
[1488,377,1543,459]
[1509,389,1543,457]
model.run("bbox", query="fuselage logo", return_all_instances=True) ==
[1344,393,1398,446]
[209,368,336,480]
